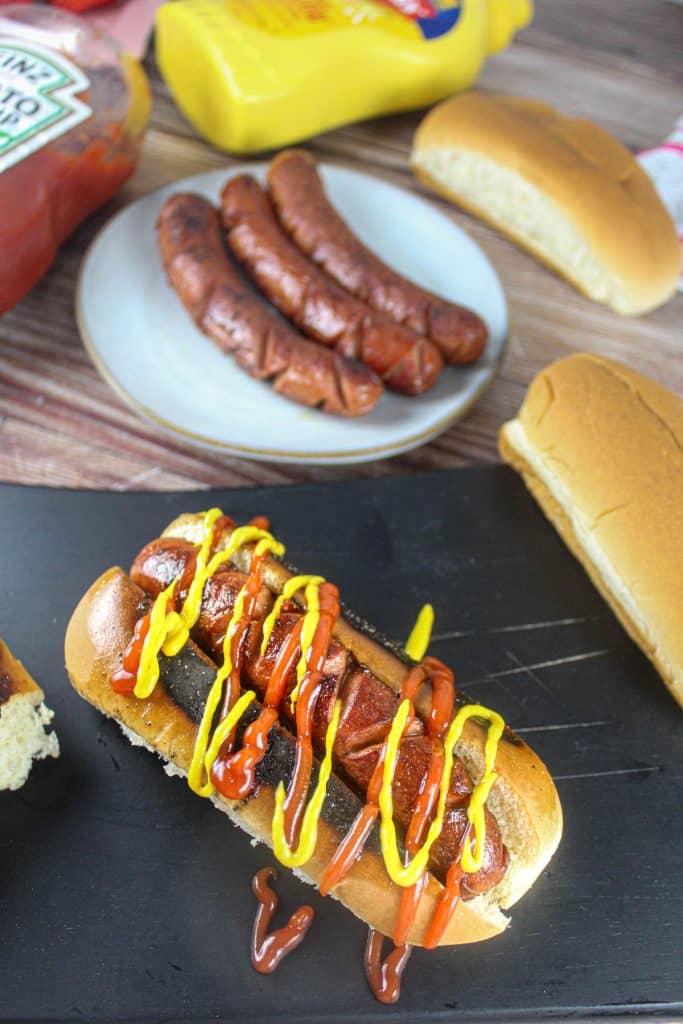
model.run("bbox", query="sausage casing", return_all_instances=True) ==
[221,175,443,396]
[157,192,383,417]
[268,150,488,365]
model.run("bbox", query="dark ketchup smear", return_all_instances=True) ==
[251,868,314,974]
[364,929,413,1005]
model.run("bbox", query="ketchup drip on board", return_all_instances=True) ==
[363,929,413,1005]
[251,868,314,974]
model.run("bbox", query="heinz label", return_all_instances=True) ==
[0,40,91,174]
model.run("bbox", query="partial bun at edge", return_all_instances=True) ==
[0,640,59,791]
[412,93,681,316]
[500,353,683,710]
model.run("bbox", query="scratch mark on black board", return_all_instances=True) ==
[431,615,606,642]
[461,649,612,686]
[553,766,662,781]
[504,649,557,700]
[516,719,613,734]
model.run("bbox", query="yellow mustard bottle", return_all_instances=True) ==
[155,0,532,154]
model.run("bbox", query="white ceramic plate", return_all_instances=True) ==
[77,164,507,464]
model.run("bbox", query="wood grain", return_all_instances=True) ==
[1,1,681,491]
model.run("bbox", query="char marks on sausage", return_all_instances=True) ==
[267,150,488,365]
[157,192,383,417]
[221,175,443,396]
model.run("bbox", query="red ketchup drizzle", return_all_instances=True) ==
[422,827,470,950]
[213,618,303,800]
[110,613,151,693]
[393,657,455,946]
[282,581,340,847]
[319,663,425,897]
[211,514,235,551]
[251,867,314,974]
[248,515,271,532]
[110,515,232,694]
[363,929,412,1005]
[210,570,341,841]
[208,549,270,790]
[320,655,466,970]
[111,511,479,1000]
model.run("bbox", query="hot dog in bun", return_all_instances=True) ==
[65,511,562,1001]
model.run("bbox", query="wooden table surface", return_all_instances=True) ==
[1,0,681,492]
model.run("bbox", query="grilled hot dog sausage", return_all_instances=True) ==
[268,150,488,365]
[221,175,443,396]
[130,536,509,896]
[157,192,383,417]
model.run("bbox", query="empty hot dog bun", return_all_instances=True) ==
[65,515,562,948]
[500,354,683,709]
[0,640,59,791]
[412,94,681,315]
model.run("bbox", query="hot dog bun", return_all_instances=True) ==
[64,520,562,947]
[0,640,59,791]
[412,94,681,316]
[500,353,683,710]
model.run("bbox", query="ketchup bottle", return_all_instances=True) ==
[0,5,150,314]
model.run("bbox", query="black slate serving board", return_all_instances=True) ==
[1,467,681,1024]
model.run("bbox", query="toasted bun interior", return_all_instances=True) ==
[500,353,683,709]
[412,94,681,315]
[0,640,59,791]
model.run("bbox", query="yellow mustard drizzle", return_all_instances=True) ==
[460,708,505,873]
[259,572,343,868]
[164,506,223,654]
[259,575,325,708]
[272,698,342,868]
[134,512,284,701]
[188,533,284,797]
[378,701,505,886]
[133,580,182,699]
[178,522,285,642]
[177,517,339,869]
[201,688,256,784]
[404,603,434,662]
